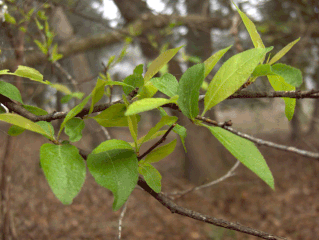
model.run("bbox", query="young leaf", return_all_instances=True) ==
[64,118,85,142]
[8,126,25,136]
[269,38,300,65]
[140,139,177,164]
[204,45,232,78]
[92,104,129,127]
[125,96,178,116]
[204,125,274,189]
[89,78,106,114]
[151,73,179,97]
[22,105,48,115]
[4,12,16,24]
[136,81,158,99]
[271,63,302,87]
[50,83,72,95]
[14,65,44,82]
[203,47,273,115]
[93,139,134,153]
[87,149,138,211]
[40,143,86,205]
[127,114,139,150]
[144,46,183,83]
[177,63,205,119]
[58,94,91,137]
[123,64,144,95]
[0,113,53,140]
[235,5,265,49]
[268,75,296,121]
[138,163,162,193]
[0,80,23,104]
[36,121,55,139]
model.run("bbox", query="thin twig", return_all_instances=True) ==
[168,160,240,197]
[138,123,176,161]
[118,198,129,240]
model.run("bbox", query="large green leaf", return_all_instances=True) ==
[235,5,265,49]
[140,139,177,164]
[0,113,53,139]
[177,63,205,119]
[268,75,296,121]
[151,73,179,97]
[87,149,138,211]
[40,143,86,204]
[269,38,300,65]
[92,104,129,127]
[125,96,178,116]
[138,163,162,193]
[205,125,274,189]
[144,46,183,83]
[204,45,232,78]
[203,47,272,115]
[0,80,23,104]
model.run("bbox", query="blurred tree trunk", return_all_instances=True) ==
[290,100,302,141]
[307,68,319,135]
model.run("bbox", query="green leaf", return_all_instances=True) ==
[137,81,158,99]
[50,83,72,95]
[92,104,129,127]
[36,121,55,139]
[271,63,302,87]
[205,125,274,189]
[92,139,134,154]
[268,75,296,121]
[269,38,300,65]
[40,143,86,205]
[204,45,232,78]
[151,73,179,97]
[123,64,144,95]
[177,63,205,119]
[203,47,273,115]
[34,40,48,54]
[141,115,177,146]
[14,65,44,82]
[141,139,177,164]
[64,118,85,142]
[87,149,138,211]
[58,94,91,137]
[8,125,25,136]
[144,46,183,83]
[4,12,16,24]
[0,113,53,139]
[0,80,23,104]
[89,78,106,114]
[138,163,162,193]
[125,96,178,116]
[235,5,265,49]
[22,105,48,115]
[127,114,139,149]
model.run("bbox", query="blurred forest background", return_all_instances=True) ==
[0,0,319,239]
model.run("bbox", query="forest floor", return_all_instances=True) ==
[0,123,318,240]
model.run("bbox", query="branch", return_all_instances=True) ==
[137,177,287,240]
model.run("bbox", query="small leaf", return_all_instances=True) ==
[59,94,91,137]
[4,13,16,24]
[89,78,106,114]
[269,38,300,65]
[144,46,183,83]
[151,73,179,97]
[8,126,25,136]
[127,114,139,149]
[177,63,205,119]
[22,105,48,115]
[0,80,23,104]
[205,125,274,189]
[93,139,134,154]
[123,65,144,95]
[268,75,296,121]
[14,65,44,82]
[137,81,158,99]
[92,104,129,127]
[235,5,265,48]
[87,149,138,211]
[204,45,232,78]
[34,40,48,54]
[50,83,72,95]
[36,121,55,139]
[271,63,302,87]
[203,47,272,115]
[138,163,162,193]
[141,139,177,164]
[40,143,86,205]
[64,118,85,142]
[0,113,53,139]
[125,96,178,116]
